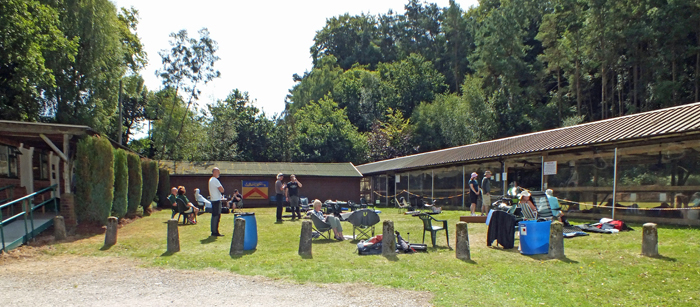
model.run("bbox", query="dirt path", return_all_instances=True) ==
[0,254,433,307]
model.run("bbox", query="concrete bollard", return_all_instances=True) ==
[53,216,67,241]
[298,220,313,257]
[382,220,396,257]
[230,217,246,256]
[167,219,180,253]
[548,221,565,259]
[455,222,470,260]
[642,223,659,257]
[104,216,118,246]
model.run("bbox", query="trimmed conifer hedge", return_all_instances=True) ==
[112,149,128,218]
[127,153,142,215]
[157,168,170,208]
[75,136,114,225]
[140,159,159,214]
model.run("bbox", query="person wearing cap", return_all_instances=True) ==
[469,172,480,216]
[518,190,538,219]
[275,173,286,222]
[481,170,492,216]
[208,167,225,237]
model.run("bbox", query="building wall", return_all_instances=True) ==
[170,175,361,207]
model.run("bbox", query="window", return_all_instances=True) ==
[33,152,49,180]
[0,145,19,178]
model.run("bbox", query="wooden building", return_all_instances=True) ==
[160,161,363,207]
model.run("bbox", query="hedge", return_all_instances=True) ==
[75,136,114,225]
[126,153,142,215]
[112,149,128,218]
[157,168,171,208]
[140,159,159,214]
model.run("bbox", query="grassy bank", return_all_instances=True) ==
[45,207,699,306]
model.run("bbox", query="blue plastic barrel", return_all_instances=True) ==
[519,220,551,255]
[234,212,258,250]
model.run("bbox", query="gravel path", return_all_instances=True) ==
[0,255,433,307]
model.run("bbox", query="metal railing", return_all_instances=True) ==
[0,185,58,252]
[0,185,16,217]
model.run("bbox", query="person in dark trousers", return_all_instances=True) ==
[481,170,492,216]
[208,167,225,237]
[285,174,303,219]
[469,172,480,216]
[275,173,285,222]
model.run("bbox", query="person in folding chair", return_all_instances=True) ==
[310,199,345,241]
[518,190,538,220]
[176,186,199,224]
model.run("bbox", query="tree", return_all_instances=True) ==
[377,53,447,117]
[287,55,343,114]
[332,67,384,132]
[0,0,77,121]
[311,14,383,70]
[292,96,368,164]
[367,108,415,161]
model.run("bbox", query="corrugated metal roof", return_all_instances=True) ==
[357,102,700,175]
[160,161,362,177]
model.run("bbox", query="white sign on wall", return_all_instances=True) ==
[395,174,400,183]
[544,161,557,175]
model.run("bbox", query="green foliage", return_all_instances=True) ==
[156,168,170,208]
[139,160,159,213]
[367,108,415,161]
[126,153,142,215]
[112,149,128,218]
[292,96,368,164]
[75,136,114,225]
[148,88,207,160]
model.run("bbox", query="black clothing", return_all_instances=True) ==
[481,177,491,194]
[487,211,517,249]
[276,193,284,221]
[211,200,221,235]
[469,179,479,203]
[286,181,300,196]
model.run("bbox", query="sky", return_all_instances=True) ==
[111,0,480,119]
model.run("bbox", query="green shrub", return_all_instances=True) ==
[140,159,159,214]
[127,153,142,215]
[112,149,128,218]
[74,136,114,224]
[157,168,171,208]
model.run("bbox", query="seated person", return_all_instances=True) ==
[311,199,345,241]
[545,189,566,223]
[176,186,199,224]
[229,189,242,210]
[193,188,211,212]
[518,190,538,220]
[168,187,178,218]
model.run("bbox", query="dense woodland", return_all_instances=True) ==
[2,0,700,164]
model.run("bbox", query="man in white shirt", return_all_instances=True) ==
[208,167,225,237]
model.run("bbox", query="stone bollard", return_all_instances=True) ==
[104,216,118,246]
[167,219,180,253]
[382,220,396,257]
[230,217,246,256]
[642,223,659,257]
[53,216,67,241]
[298,220,313,257]
[455,222,470,260]
[548,221,565,259]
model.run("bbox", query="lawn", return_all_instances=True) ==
[44,207,699,306]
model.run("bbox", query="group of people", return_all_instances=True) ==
[468,170,493,217]
[274,173,303,222]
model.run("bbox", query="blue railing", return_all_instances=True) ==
[0,185,58,252]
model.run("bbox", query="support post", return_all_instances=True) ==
[63,134,71,195]
[167,219,180,253]
[455,222,470,260]
[612,148,618,220]
[298,220,312,257]
[53,216,67,241]
[104,217,118,246]
[230,217,246,256]
[642,223,659,257]
[381,220,395,257]
[548,221,565,259]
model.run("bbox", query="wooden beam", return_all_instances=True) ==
[39,134,68,162]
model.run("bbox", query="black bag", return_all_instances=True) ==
[357,241,382,255]
[221,206,230,214]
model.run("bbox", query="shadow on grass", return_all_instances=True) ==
[459,258,477,264]
[311,239,343,244]
[229,249,257,259]
[647,254,677,262]
[384,254,399,262]
[200,236,218,244]
[161,250,177,257]
[99,244,113,251]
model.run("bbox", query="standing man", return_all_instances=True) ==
[469,172,480,216]
[481,170,492,216]
[285,174,303,219]
[208,167,225,237]
[275,173,286,222]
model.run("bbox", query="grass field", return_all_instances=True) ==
[43,207,699,306]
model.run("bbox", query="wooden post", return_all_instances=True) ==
[548,221,565,259]
[642,223,659,257]
[167,219,180,253]
[53,216,67,241]
[381,220,395,257]
[104,217,118,246]
[298,220,312,257]
[230,217,246,256]
[455,222,470,260]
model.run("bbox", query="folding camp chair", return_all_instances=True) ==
[418,213,450,248]
[346,209,381,240]
[310,214,333,240]
[394,197,410,213]
[518,202,538,221]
